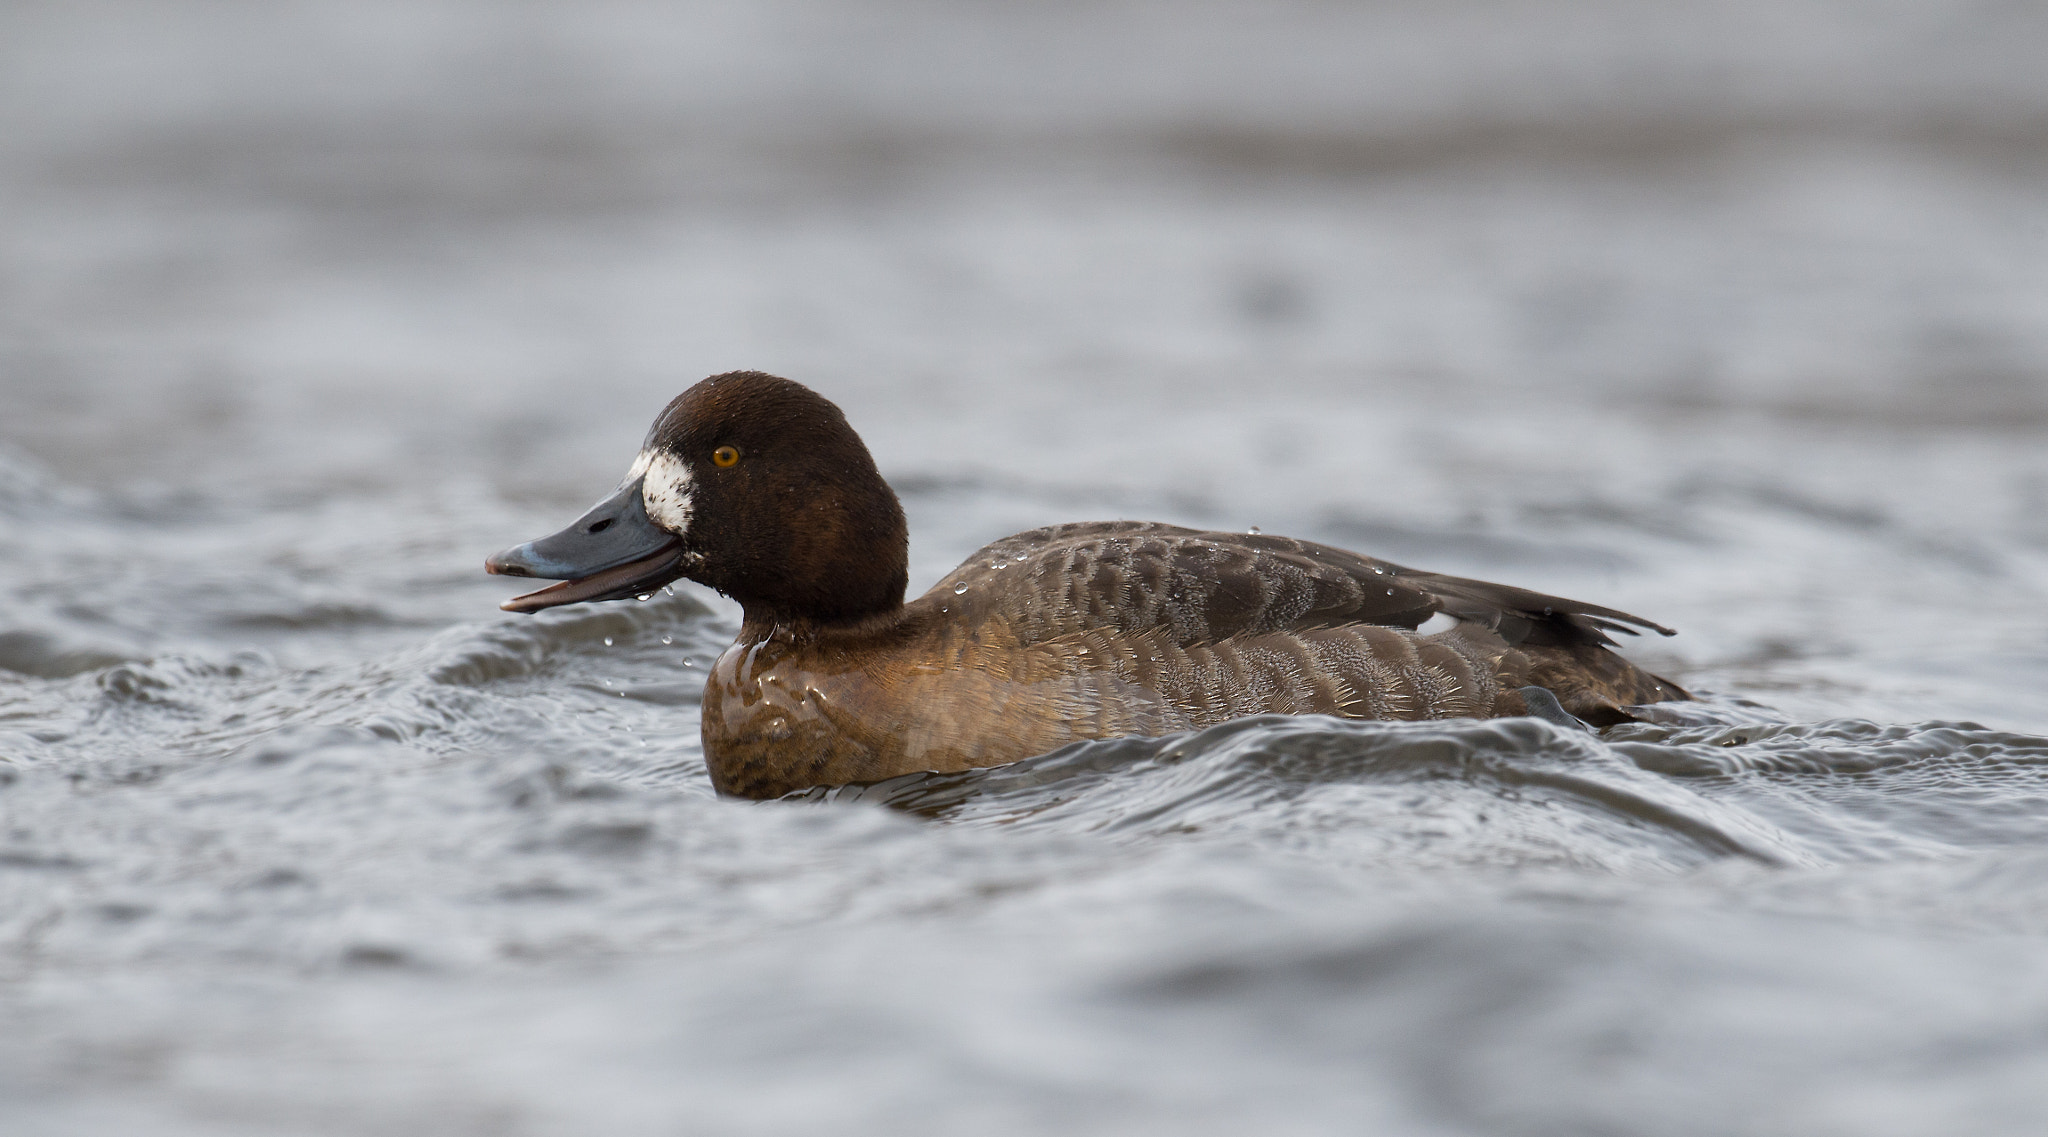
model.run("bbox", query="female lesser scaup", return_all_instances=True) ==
[487,371,1688,798]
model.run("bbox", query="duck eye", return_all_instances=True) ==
[712,445,740,468]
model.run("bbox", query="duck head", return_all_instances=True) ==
[487,371,909,623]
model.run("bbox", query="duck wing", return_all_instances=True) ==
[930,520,1673,650]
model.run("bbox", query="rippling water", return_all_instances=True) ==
[6,2,2048,1134]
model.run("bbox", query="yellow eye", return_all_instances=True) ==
[712,445,740,468]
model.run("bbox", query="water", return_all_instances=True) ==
[5,2,2048,1133]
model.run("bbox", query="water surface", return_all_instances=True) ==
[5,3,2048,1134]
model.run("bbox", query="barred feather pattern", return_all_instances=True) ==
[928,521,1681,725]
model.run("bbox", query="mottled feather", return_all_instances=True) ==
[928,521,1671,650]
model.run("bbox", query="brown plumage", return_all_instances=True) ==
[488,372,1690,799]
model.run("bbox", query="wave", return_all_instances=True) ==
[801,710,2048,873]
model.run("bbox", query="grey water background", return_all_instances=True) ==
[5,1,2048,1133]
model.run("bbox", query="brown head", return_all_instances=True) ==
[486,371,909,624]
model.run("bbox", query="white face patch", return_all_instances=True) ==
[632,448,695,534]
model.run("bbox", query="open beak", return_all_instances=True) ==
[486,478,688,613]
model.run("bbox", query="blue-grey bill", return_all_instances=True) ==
[486,478,687,612]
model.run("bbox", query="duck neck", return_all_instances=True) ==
[735,602,908,650]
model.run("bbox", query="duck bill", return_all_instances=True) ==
[486,478,689,613]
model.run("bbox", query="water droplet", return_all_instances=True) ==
[1386,589,1395,596]
[661,635,673,645]
[1076,647,1089,655]
[1246,526,1261,534]
[662,585,674,596]
[637,593,651,602]
[682,658,694,667]
[603,636,614,647]
[953,581,969,594]
[618,689,626,697]
[992,559,1007,569]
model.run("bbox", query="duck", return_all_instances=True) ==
[487,371,1689,799]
